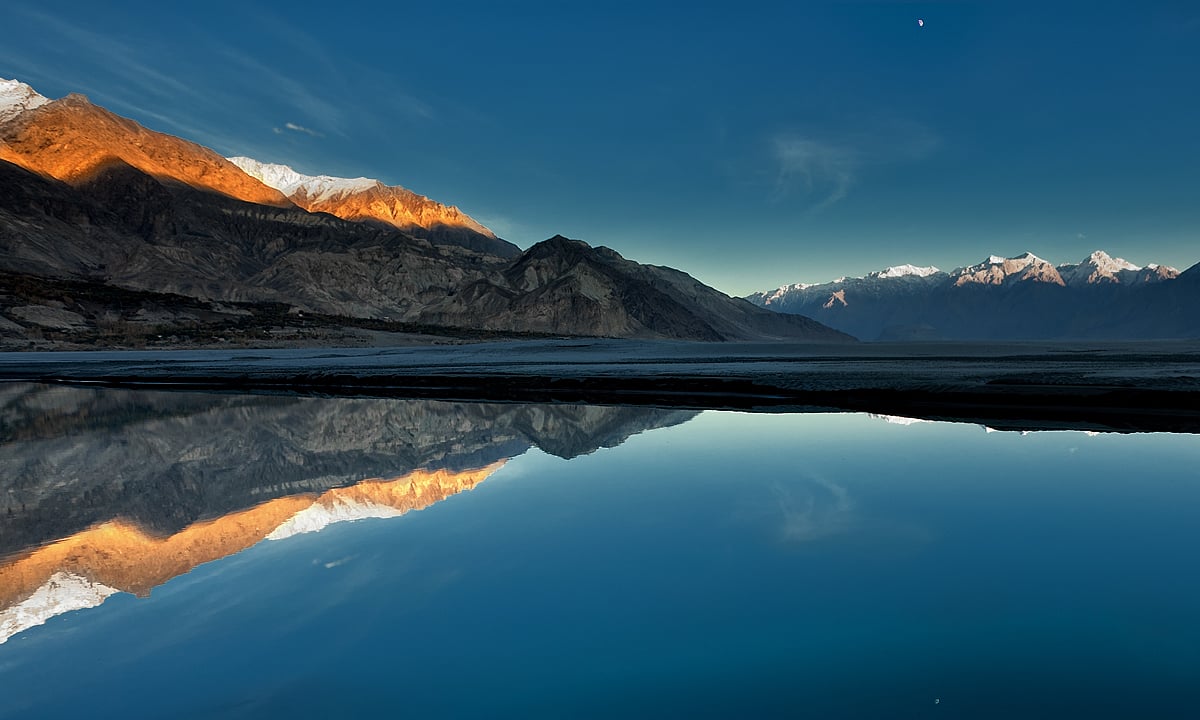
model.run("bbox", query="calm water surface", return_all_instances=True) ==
[1,384,1198,718]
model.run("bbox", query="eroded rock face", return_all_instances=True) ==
[0,160,848,342]
[418,236,855,341]
[0,156,502,318]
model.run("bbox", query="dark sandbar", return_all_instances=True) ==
[3,339,1199,433]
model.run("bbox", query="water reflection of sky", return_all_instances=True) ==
[3,408,1200,718]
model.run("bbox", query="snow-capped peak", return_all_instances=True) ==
[1056,250,1161,285]
[952,252,1063,286]
[866,264,942,279]
[0,77,50,125]
[1075,250,1139,272]
[228,156,381,202]
[950,253,1046,276]
[759,282,815,304]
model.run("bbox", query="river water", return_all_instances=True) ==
[1,384,1198,718]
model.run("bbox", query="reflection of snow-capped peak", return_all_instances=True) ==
[0,77,50,125]
[0,572,119,645]
[266,497,405,540]
[868,413,931,426]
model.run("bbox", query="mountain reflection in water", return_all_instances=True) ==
[0,383,696,643]
[3,388,1200,717]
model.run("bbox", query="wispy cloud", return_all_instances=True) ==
[276,122,323,138]
[768,120,940,210]
[213,45,351,138]
[773,477,856,542]
[771,137,858,209]
[0,5,258,153]
[243,8,433,122]
[6,6,206,104]
[1,1,432,161]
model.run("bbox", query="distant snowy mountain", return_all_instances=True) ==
[229,156,520,257]
[747,251,1199,341]
[868,264,941,279]
[951,252,1064,286]
[1057,250,1178,286]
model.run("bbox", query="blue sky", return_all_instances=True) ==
[2,1,1198,295]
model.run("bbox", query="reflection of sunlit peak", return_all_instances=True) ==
[268,462,504,540]
[0,462,505,644]
[0,572,118,644]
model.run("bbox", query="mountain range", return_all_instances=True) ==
[748,250,1200,341]
[0,77,849,348]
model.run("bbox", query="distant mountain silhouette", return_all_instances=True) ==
[748,252,1199,341]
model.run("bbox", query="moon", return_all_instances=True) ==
[918,18,925,27]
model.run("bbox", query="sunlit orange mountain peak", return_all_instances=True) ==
[228,156,520,257]
[0,91,292,207]
[0,462,503,643]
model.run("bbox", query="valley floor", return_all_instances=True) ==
[3,340,1199,433]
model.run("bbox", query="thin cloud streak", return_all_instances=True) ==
[771,137,858,210]
[213,45,349,138]
[234,9,432,122]
[8,6,206,105]
[283,122,323,137]
[769,121,940,211]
